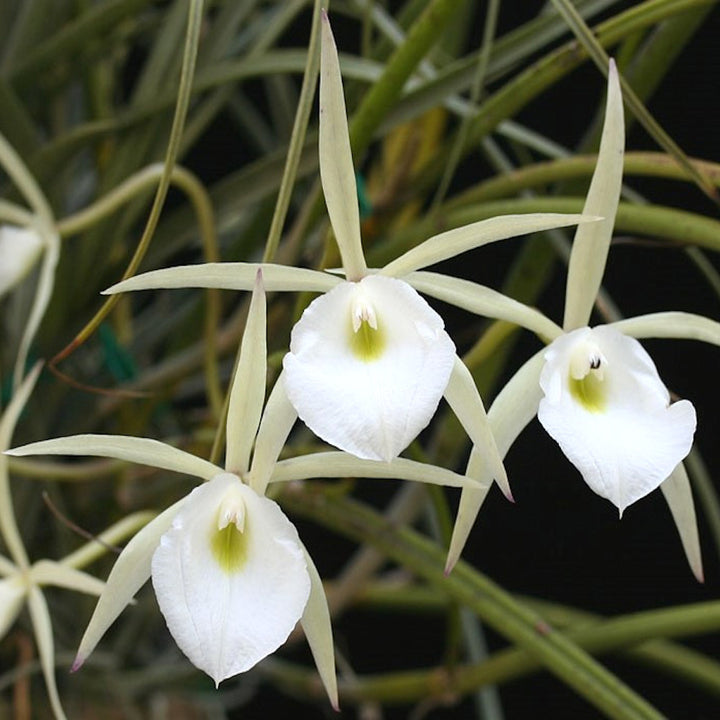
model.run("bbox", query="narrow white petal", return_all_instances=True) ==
[563,60,624,331]
[151,474,310,685]
[444,357,510,500]
[381,214,593,277]
[1,362,42,568]
[27,587,68,720]
[660,463,703,582]
[103,262,341,295]
[13,229,59,389]
[537,326,696,514]
[0,554,15,575]
[283,275,455,461]
[270,451,479,488]
[611,311,720,347]
[319,12,366,281]
[299,543,338,709]
[226,270,266,475]
[0,575,25,639]
[0,224,44,297]
[30,561,106,597]
[248,373,298,496]
[8,434,222,481]
[407,271,562,341]
[446,351,545,571]
[74,501,183,669]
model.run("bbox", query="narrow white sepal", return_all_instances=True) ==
[660,463,703,582]
[270,451,479,488]
[319,11,366,281]
[444,357,511,500]
[7,434,222,481]
[299,543,339,710]
[226,270,267,475]
[30,561,106,597]
[0,224,44,297]
[27,586,68,720]
[0,575,25,639]
[283,275,455,461]
[0,362,43,448]
[611,311,720,347]
[13,229,59,389]
[248,373,298,496]
[0,554,15,575]
[537,326,696,514]
[151,474,310,686]
[103,263,341,295]
[407,270,563,341]
[563,59,624,331]
[445,448,494,575]
[381,214,595,277]
[446,351,544,572]
[0,361,42,568]
[74,501,183,670]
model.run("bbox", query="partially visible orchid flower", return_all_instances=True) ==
[0,364,114,720]
[9,275,337,702]
[444,60,719,581]
[8,273,484,704]
[0,130,60,389]
[100,12,595,495]
[0,224,44,297]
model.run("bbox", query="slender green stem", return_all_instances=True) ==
[549,0,719,204]
[265,589,720,705]
[449,152,720,206]
[56,161,223,418]
[52,0,206,366]
[684,449,720,563]
[348,0,464,155]
[262,0,327,263]
[367,197,720,268]
[282,488,663,719]
[61,512,156,570]
[430,0,500,211]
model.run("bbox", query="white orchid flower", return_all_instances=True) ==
[100,13,595,494]
[444,60,718,581]
[8,273,486,705]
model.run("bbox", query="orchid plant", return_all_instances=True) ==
[2,2,719,717]
[443,61,720,581]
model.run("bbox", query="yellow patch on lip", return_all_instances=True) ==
[569,372,606,413]
[210,521,249,573]
[349,318,385,361]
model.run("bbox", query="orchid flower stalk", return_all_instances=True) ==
[8,273,485,705]
[100,13,597,496]
[444,61,719,581]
